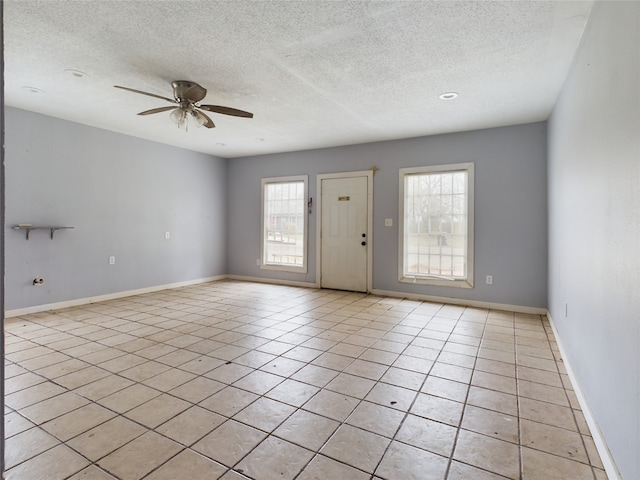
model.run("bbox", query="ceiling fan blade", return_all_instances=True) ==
[199,105,254,118]
[137,106,177,116]
[194,109,215,128]
[114,85,176,104]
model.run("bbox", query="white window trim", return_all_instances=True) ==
[398,162,474,288]
[260,175,308,273]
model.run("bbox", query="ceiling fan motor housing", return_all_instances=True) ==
[172,80,206,103]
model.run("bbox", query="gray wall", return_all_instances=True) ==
[5,107,227,311]
[227,122,548,308]
[548,2,640,479]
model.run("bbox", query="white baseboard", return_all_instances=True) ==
[4,275,227,318]
[225,274,319,289]
[371,288,547,315]
[6,276,545,318]
[547,312,621,480]
[224,281,546,315]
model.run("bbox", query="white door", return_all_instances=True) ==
[320,176,369,292]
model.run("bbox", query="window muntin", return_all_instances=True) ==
[399,163,474,288]
[261,176,308,272]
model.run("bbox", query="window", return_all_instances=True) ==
[399,163,474,288]
[261,175,308,272]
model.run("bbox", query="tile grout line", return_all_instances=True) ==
[514,311,524,480]
[442,307,490,480]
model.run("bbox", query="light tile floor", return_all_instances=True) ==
[4,280,608,480]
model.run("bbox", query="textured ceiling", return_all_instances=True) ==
[4,1,593,159]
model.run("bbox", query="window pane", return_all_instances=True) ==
[402,167,470,281]
[263,180,305,268]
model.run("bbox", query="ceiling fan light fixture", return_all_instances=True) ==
[169,108,187,127]
[192,110,208,128]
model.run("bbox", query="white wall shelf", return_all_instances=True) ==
[12,225,74,240]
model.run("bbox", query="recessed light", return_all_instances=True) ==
[439,92,458,100]
[65,69,89,78]
[22,86,44,94]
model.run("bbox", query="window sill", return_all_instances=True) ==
[399,276,473,289]
[261,264,307,274]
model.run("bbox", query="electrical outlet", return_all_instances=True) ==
[165,231,170,240]
[109,256,116,265]
[385,218,393,227]
[485,275,493,285]
[256,259,260,266]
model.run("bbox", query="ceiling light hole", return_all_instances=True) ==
[439,92,459,100]
[22,86,44,94]
[65,69,89,78]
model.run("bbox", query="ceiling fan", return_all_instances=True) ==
[114,80,253,129]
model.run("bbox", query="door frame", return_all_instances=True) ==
[316,170,374,292]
